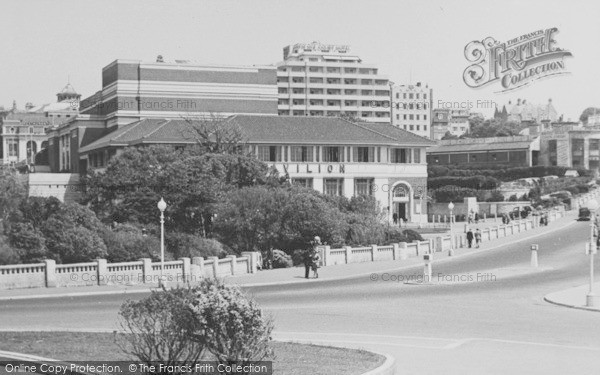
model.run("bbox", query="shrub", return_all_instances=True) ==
[166,232,229,260]
[0,235,20,265]
[7,222,49,263]
[187,279,274,365]
[428,176,500,190]
[487,190,505,202]
[291,249,307,266]
[118,287,206,367]
[271,249,293,268]
[402,229,424,242]
[101,228,161,262]
[508,194,518,202]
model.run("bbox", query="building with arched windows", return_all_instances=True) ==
[1,83,79,166]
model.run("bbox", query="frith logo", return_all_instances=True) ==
[463,28,572,92]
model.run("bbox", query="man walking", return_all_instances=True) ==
[475,228,482,248]
[466,228,474,248]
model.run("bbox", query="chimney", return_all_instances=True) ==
[416,82,421,87]
[156,55,164,63]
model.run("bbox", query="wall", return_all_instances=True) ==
[28,173,82,203]
[0,252,260,290]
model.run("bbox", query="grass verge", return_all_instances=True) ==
[0,331,385,375]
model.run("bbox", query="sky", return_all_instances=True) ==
[2,0,599,121]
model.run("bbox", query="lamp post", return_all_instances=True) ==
[448,201,455,256]
[586,199,599,307]
[157,197,167,287]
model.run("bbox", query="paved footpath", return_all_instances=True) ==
[545,281,600,312]
[0,209,577,301]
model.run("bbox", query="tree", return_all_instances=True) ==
[7,222,48,263]
[180,114,248,154]
[83,146,280,236]
[579,107,600,124]
[0,168,27,225]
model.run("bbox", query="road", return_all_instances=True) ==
[1,219,599,374]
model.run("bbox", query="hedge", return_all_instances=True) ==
[428,165,592,181]
[428,176,500,190]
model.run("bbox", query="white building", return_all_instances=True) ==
[447,110,470,137]
[79,115,434,223]
[1,83,79,166]
[276,42,391,123]
[391,82,432,138]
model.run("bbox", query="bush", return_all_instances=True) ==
[402,229,424,242]
[166,232,229,260]
[428,176,500,190]
[118,287,206,367]
[101,228,161,262]
[187,279,273,364]
[271,249,293,268]
[291,249,307,266]
[487,190,505,202]
[0,235,20,265]
[508,194,518,202]
[432,185,486,203]
[8,222,48,263]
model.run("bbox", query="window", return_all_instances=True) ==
[424,114,427,120]
[396,114,399,120]
[323,146,342,162]
[424,125,428,131]
[416,93,420,99]
[438,113,443,120]
[403,125,407,130]
[290,146,313,162]
[403,93,407,99]
[416,125,420,131]
[7,138,18,157]
[355,178,374,196]
[355,147,374,162]
[292,178,313,188]
[403,114,407,120]
[324,179,344,196]
[424,94,427,99]
[409,93,414,99]
[257,146,281,162]
[414,148,421,163]
[409,114,414,120]
[391,148,411,163]
[410,125,414,131]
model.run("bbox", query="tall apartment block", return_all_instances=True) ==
[391,82,432,139]
[276,42,391,123]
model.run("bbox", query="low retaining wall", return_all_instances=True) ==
[321,208,568,266]
[0,252,260,290]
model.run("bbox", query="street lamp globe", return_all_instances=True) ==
[157,197,167,212]
[587,199,599,211]
[448,202,455,211]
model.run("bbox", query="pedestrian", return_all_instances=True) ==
[304,236,321,279]
[475,228,482,248]
[392,213,398,225]
[474,212,479,224]
[311,246,321,278]
[466,228,474,248]
[468,211,473,224]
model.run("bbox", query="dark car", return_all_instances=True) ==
[579,207,592,221]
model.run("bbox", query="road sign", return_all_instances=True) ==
[530,244,539,251]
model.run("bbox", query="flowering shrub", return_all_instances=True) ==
[187,279,274,367]
[118,280,273,371]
